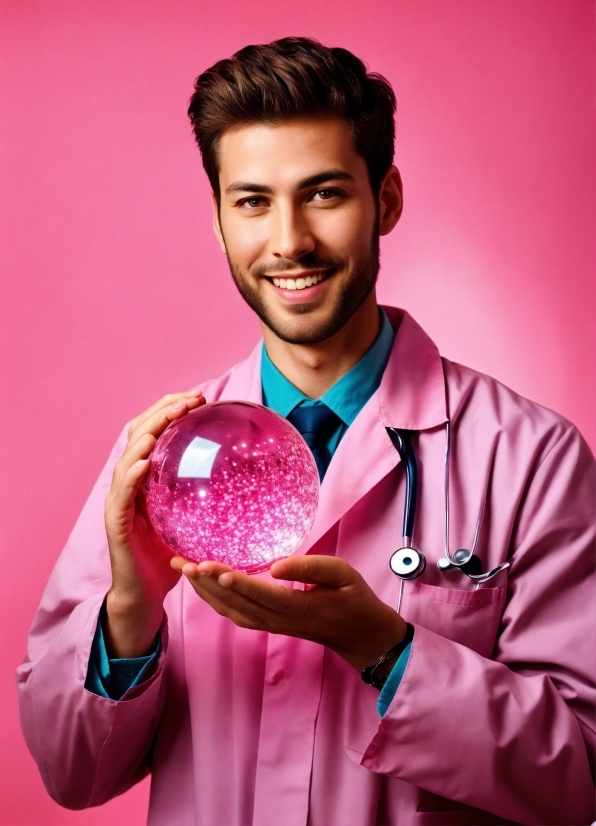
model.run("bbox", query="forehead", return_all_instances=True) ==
[217,116,367,189]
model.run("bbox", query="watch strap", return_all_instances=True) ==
[361,623,414,690]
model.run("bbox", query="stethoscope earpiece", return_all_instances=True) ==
[390,547,427,580]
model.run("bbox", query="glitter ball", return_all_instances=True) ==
[145,401,319,572]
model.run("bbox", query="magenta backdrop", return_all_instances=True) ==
[1,1,594,823]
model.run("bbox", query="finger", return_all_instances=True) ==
[170,556,194,573]
[121,398,204,472]
[110,432,157,492]
[169,558,234,577]
[128,389,204,436]
[106,457,150,532]
[181,568,277,628]
[128,390,205,441]
[198,561,235,577]
[214,569,299,613]
[271,555,357,588]
[128,395,205,447]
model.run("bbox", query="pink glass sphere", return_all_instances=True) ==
[145,401,319,572]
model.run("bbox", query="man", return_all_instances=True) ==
[18,38,595,826]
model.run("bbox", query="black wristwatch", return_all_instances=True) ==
[361,623,415,690]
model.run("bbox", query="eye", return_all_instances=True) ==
[237,196,268,209]
[311,188,342,202]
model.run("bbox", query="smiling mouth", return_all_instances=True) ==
[268,270,333,291]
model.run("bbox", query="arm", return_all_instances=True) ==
[17,390,204,808]
[360,425,596,824]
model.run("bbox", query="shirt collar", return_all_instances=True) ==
[219,306,447,434]
[261,308,395,425]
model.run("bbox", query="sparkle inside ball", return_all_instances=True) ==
[145,401,319,572]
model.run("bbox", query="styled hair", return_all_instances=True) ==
[188,37,396,201]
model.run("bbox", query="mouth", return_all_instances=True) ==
[266,269,333,292]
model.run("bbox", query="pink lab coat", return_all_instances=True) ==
[17,308,595,825]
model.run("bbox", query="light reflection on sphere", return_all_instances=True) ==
[145,401,319,572]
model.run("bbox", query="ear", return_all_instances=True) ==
[211,192,227,254]
[378,166,403,236]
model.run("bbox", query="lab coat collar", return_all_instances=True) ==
[214,306,447,555]
[217,344,264,404]
[217,307,447,429]
[378,306,447,431]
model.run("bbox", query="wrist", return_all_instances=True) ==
[361,623,414,690]
[104,590,164,658]
[346,609,407,672]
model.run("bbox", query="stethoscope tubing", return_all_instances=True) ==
[386,428,418,545]
[388,420,509,610]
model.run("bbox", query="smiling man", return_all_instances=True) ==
[18,38,595,826]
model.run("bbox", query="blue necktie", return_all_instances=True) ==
[288,402,343,481]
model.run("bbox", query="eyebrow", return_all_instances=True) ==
[225,169,355,196]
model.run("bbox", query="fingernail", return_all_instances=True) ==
[188,388,203,397]
[218,573,233,587]
[171,401,185,411]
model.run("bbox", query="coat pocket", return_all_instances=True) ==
[400,582,506,658]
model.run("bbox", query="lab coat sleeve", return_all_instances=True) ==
[358,425,596,825]
[16,427,170,810]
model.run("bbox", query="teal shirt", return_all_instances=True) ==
[87,308,411,714]
[261,307,395,459]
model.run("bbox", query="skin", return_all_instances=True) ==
[104,115,407,675]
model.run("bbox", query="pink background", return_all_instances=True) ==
[1,1,594,823]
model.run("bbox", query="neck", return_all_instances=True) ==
[262,293,381,399]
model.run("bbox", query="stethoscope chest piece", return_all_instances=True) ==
[390,547,426,580]
[437,549,484,576]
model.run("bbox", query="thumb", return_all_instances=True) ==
[271,555,357,588]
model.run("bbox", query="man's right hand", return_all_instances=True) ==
[103,389,206,658]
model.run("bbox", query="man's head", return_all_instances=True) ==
[188,37,396,204]
[187,38,402,347]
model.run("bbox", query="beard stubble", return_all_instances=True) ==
[223,228,381,346]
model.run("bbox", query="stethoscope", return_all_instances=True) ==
[387,422,509,613]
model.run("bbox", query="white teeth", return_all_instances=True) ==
[273,272,328,290]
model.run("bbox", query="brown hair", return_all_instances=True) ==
[188,37,396,202]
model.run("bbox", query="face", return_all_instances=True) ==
[213,116,401,345]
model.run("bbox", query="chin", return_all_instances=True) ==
[260,306,351,345]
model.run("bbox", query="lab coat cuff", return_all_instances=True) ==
[85,606,162,701]
[80,594,168,703]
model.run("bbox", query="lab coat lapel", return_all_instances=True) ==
[299,308,448,554]
[299,393,400,553]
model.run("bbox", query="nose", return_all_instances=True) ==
[270,202,315,261]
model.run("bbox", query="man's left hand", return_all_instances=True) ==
[170,555,407,672]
